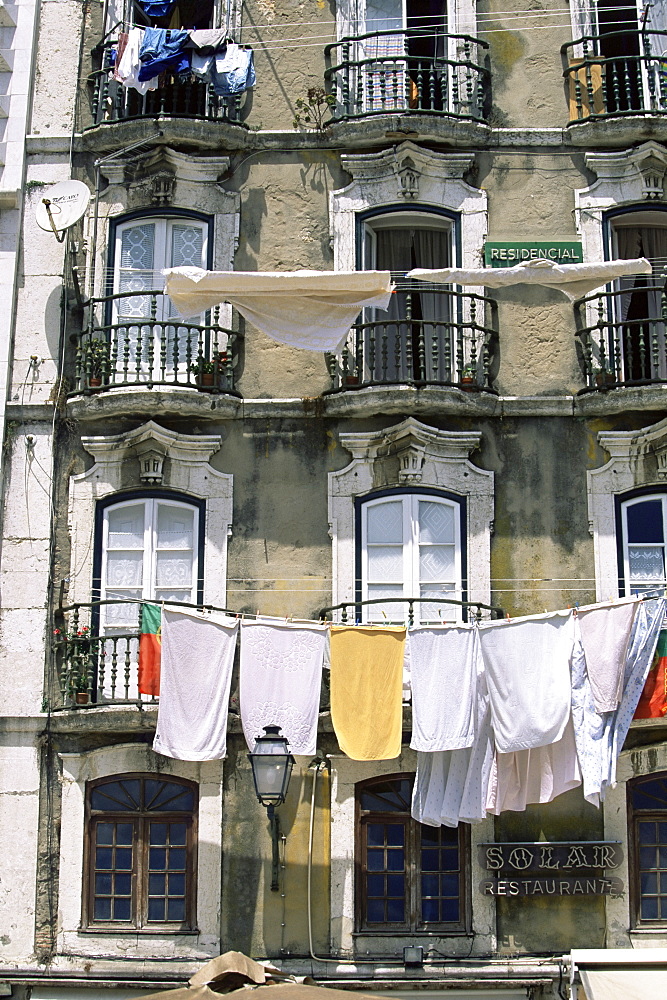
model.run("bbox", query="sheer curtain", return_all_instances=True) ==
[367,226,451,382]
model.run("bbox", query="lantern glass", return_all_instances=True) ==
[248,725,295,807]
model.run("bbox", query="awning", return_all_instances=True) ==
[406,258,653,301]
[163,267,394,352]
[571,948,667,1000]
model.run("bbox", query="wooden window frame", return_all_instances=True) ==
[355,773,470,934]
[82,773,198,932]
[628,772,667,928]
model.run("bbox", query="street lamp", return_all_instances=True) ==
[248,725,295,891]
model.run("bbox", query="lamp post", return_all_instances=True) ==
[248,725,295,891]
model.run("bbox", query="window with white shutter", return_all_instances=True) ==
[100,497,200,630]
[620,494,667,596]
[360,492,463,622]
[113,216,209,373]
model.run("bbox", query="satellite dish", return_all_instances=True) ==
[35,180,90,240]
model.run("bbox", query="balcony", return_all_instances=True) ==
[69,291,240,397]
[88,40,245,127]
[324,285,497,392]
[324,29,490,122]
[574,280,667,390]
[563,30,667,122]
[52,600,234,708]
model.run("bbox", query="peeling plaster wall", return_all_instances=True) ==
[0,727,41,962]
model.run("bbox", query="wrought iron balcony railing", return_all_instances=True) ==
[53,596,505,708]
[320,596,505,625]
[324,29,490,121]
[562,30,667,122]
[574,280,667,390]
[324,285,497,392]
[70,290,239,396]
[52,600,235,708]
[89,39,245,127]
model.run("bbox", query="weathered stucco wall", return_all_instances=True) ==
[240,0,332,132]
[221,734,331,957]
[478,0,571,128]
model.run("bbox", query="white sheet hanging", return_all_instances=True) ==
[411,649,494,827]
[153,608,239,761]
[486,716,582,814]
[240,618,328,756]
[406,258,652,301]
[408,625,479,752]
[163,267,394,351]
[478,610,574,753]
[577,597,639,713]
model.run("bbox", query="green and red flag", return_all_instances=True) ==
[138,603,161,696]
[634,628,667,719]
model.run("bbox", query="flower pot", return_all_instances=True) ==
[88,377,102,387]
[595,372,615,387]
[75,691,89,705]
[460,377,477,392]
[196,372,215,390]
[341,374,359,387]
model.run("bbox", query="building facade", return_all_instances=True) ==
[2,2,667,1000]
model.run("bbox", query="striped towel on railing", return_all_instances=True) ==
[364,33,407,112]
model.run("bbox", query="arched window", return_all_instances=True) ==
[96,493,203,632]
[108,214,212,379]
[359,209,455,383]
[629,772,667,925]
[359,490,464,622]
[618,492,667,595]
[356,774,469,931]
[84,774,197,928]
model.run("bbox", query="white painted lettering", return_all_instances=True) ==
[565,846,588,868]
[485,846,504,870]
[539,846,559,870]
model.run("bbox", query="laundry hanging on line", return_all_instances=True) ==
[113,26,255,97]
[329,624,406,761]
[163,268,394,352]
[153,607,238,761]
[239,618,328,757]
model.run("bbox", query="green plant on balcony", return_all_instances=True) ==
[293,87,336,131]
[83,338,110,386]
[189,353,228,389]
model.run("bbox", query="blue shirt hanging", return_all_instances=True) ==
[138,28,191,81]
[136,0,179,18]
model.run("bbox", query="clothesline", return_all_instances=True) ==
[58,592,664,630]
[145,597,667,827]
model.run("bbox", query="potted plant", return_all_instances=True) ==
[54,625,93,704]
[459,365,477,391]
[83,338,110,387]
[74,671,91,705]
[593,366,616,387]
[189,355,226,390]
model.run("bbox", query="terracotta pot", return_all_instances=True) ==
[75,691,89,705]
[595,372,615,387]
[88,377,102,387]
[197,372,215,389]
[341,375,359,387]
[460,377,477,392]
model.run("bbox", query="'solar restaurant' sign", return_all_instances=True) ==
[478,841,624,897]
